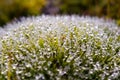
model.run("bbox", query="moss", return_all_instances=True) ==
[0,15,120,80]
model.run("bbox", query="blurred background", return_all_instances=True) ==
[0,0,120,27]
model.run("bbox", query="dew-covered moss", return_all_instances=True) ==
[0,15,120,80]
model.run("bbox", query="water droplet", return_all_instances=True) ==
[26,63,32,68]
[16,71,22,74]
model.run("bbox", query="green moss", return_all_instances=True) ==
[0,16,120,80]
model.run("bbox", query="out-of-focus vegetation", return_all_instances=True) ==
[59,0,120,25]
[0,0,120,26]
[0,0,46,26]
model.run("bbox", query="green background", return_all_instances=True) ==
[0,0,120,26]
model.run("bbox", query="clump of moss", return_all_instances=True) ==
[0,15,120,80]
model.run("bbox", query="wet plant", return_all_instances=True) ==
[0,15,120,80]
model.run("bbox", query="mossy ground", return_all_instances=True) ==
[0,15,120,80]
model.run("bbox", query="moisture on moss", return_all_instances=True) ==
[0,15,120,80]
